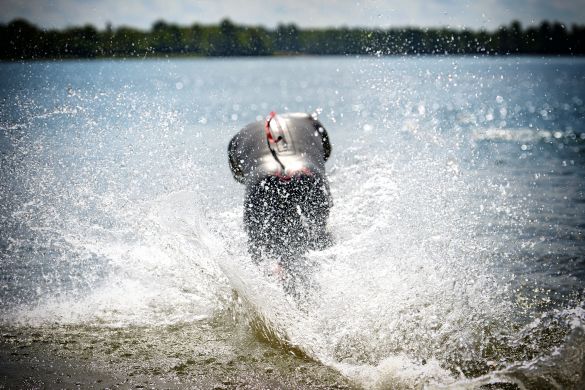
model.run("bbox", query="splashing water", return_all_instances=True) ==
[1,57,584,388]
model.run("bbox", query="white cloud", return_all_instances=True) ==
[1,0,583,30]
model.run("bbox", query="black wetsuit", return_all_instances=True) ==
[228,112,332,262]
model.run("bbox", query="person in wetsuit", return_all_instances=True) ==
[228,112,332,264]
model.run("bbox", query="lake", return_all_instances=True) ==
[1,56,584,388]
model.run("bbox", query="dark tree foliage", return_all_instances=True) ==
[0,18,583,60]
[275,24,300,53]
[151,20,182,53]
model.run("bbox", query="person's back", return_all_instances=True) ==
[228,112,333,264]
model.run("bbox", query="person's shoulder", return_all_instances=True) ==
[233,120,263,139]
[229,120,264,152]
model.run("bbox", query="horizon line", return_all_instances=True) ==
[3,17,582,34]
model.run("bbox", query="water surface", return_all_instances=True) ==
[1,56,584,388]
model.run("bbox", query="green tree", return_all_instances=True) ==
[151,20,182,53]
[275,24,300,52]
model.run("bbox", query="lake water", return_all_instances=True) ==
[0,56,584,388]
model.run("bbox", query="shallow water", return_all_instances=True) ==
[1,56,584,388]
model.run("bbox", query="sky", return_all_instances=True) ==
[1,0,584,31]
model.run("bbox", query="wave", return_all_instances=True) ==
[3,191,227,327]
[214,149,585,388]
[2,148,583,389]
[472,127,585,143]
[452,308,585,389]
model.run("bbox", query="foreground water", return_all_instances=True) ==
[0,56,584,388]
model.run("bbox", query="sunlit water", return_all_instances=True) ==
[1,56,584,388]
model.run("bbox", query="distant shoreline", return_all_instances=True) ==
[2,18,584,61]
[1,53,584,64]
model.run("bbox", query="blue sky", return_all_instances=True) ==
[1,0,583,30]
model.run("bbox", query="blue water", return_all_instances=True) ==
[1,56,584,388]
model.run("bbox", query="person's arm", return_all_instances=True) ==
[313,119,332,161]
[228,136,246,183]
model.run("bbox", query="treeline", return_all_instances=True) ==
[1,18,584,60]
